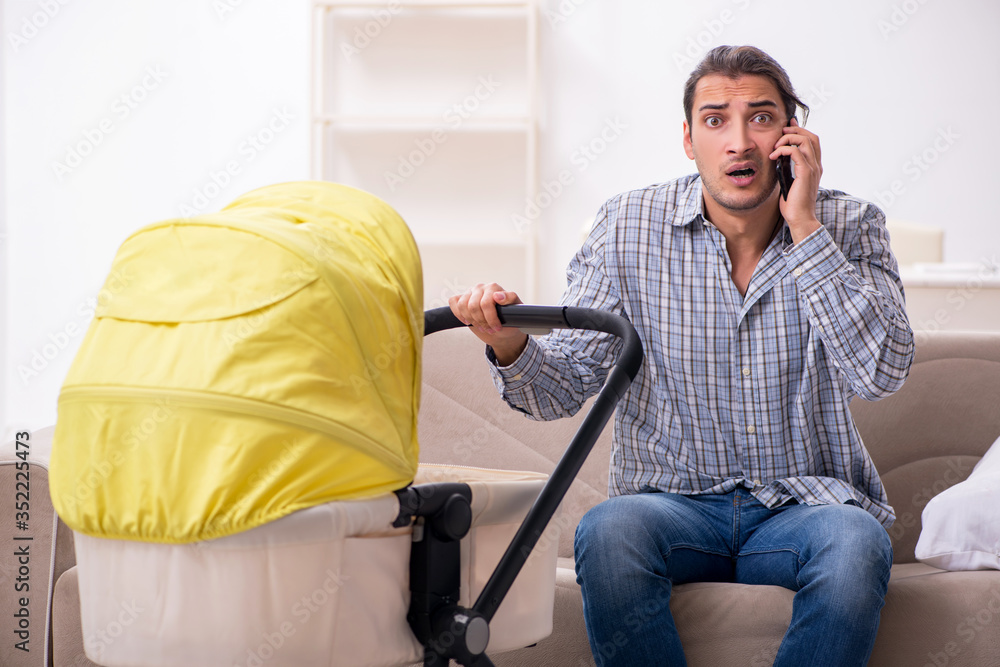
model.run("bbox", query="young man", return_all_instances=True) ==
[449,45,913,666]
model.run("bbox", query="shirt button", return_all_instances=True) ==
[753,479,763,487]
[742,367,751,377]
[747,425,756,435]
[513,374,522,381]
[793,267,804,277]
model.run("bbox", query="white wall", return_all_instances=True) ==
[3,0,998,437]
[2,0,312,438]
[533,0,1000,298]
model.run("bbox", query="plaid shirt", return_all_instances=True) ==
[490,174,914,528]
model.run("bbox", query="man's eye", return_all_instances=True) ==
[706,117,721,127]
[753,114,771,124]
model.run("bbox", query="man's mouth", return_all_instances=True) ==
[726,164,757,185]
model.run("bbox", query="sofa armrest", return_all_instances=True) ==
[1,426,77,667]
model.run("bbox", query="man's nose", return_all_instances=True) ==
[727,125,755,155]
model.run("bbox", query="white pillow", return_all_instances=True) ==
[915,435,1000,570]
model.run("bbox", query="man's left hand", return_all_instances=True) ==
[770,117,822,244]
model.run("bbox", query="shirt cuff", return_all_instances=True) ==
[485,336,545,390]
[782,225,851,292]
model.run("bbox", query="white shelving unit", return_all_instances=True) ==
[311,0,539,303]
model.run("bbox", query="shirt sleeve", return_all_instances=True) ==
[782,202,914,401]
[486,202,626,420]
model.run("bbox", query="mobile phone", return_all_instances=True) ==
[777,155,793,201]
[776,116,796,200]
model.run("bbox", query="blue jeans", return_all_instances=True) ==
[574,488,892,666]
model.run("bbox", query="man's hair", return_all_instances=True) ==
[683,45,809,128]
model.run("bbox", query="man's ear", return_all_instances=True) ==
[683,121,695,160]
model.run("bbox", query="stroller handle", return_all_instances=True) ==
[422,305,643,624]
[424,305,642,385]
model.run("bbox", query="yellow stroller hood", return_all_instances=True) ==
[50,182,423,543]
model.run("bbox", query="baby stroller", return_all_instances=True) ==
[397,304,641,665]
[50,183,642,666]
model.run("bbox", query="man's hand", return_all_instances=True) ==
[770,117,822,244]
[448,283,529,366]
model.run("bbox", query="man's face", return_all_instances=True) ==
[683,74,788,213]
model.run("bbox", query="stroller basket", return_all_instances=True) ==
[70,305,641,667]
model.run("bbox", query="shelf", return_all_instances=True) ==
[317,114,533,132]
[322,128,532,236]
[319,9,531,118]
[316,1,531,8]
[311,0,538,298]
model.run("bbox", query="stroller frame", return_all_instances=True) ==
[398,305,643,666]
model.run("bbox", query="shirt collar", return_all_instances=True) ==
[676,174,793,247]
[673,174,705,227]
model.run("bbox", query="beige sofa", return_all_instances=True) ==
[0,426,76,667]
[418,328,1000,667]
[6,329,1000,666]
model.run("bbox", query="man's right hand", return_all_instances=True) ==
[448,283,529,366]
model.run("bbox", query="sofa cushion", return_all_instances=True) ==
[495,563,1000,667]
[850,332,1000,563]
[915,435,1000,570]
[419,328,613,558]
[868,567,1000,666]
[879,455,983,564]
[851,355,1000,472]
